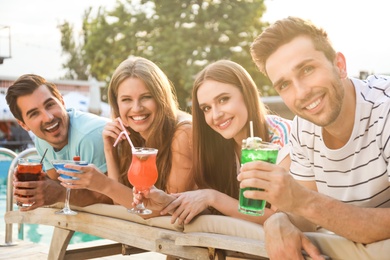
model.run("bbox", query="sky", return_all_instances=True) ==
[0,0,389,81]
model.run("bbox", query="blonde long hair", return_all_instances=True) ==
[107,56,190,191]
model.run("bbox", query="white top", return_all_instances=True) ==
[289,75,390,208]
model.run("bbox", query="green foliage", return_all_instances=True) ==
[59,0,274,109]
[59,21,88,80]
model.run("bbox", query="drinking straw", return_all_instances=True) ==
[113,117,135,150]
[40,148,48,164]
[249,121,254,139]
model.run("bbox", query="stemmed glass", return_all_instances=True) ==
[52,159,88,215]
[127,147,158,215]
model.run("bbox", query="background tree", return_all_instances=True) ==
[59,0,275,109]
[59,20,88,80]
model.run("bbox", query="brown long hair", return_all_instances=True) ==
[251,16,336,76]
[107,56,191,191]
[192,60,269,199]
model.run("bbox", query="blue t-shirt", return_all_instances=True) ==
[35,109,109,173]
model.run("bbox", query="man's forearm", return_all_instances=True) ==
[43,178,112,206]
[294,191,390,243]
[284,212,317,232]
[69,189,113,206]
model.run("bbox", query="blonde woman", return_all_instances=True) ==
[59,57,194,214]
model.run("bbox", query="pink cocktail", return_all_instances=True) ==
[127,147,158,215]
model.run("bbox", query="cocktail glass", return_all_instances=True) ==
[127,147,158,215]
[238,137,279,216]
[16,158,43,208]
[52,159,88,215]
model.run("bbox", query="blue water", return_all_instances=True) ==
[0,165,102,245]
[0,160,11,180]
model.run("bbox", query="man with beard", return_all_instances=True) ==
[237,17,390,259]
[6,74,112,210]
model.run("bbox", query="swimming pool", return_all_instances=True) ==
[0,160,12,180]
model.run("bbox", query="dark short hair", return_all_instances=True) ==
[6,74,62,122]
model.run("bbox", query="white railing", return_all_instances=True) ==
[1,147,38,246]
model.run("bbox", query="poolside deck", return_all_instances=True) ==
[1,233,247,259]
[0,232,166,260]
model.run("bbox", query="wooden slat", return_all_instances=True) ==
[64,243,122,260]
[155,238,211,260]
[5,208,270,260]
[48,227,74,259]
[122,244,148,255]
[175,232,268,258]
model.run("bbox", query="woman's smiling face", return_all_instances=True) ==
[117,77,157,139]
[197,80,248,143]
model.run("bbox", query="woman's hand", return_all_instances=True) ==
[160,189,214,225]
[133,186,176,212]
[102,118,129,149]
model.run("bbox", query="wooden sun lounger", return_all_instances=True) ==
[5,204,269,260]
[7,149,368,260]
[0,146,339,260]
[2,147,270,259]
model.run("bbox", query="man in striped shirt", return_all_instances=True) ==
[238,16,390,259]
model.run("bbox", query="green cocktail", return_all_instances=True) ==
[238,137,279,216]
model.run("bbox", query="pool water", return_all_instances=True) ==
[0,160,12,180]
[0,176,103,245]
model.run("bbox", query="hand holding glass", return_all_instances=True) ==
[127,147,158,215]
[238,137,279,216]
[16,158,43,208]
[52,159,88,215]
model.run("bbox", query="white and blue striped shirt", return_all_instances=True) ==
[290,75,390,208]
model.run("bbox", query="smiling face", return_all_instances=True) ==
[17,84,69,150]
[117,77,157,139]
[266,36,345,127]
[197,80,248,144]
